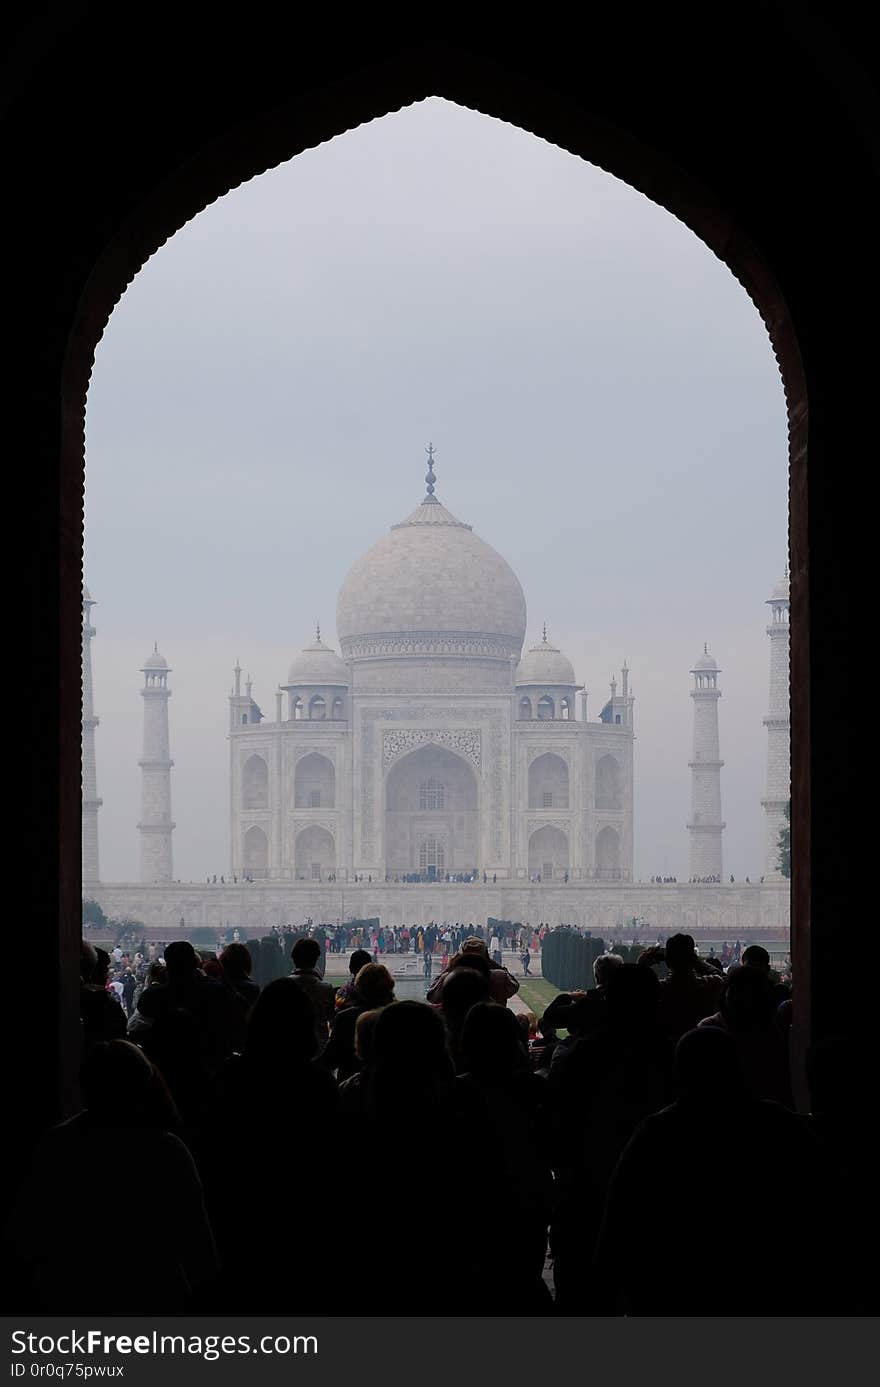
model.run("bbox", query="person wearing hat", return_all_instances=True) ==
[426,937,519,1007]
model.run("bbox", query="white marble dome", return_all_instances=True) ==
[769,572,790,602]
[336,492,527,659]
[516,633,577,686]
[693,648,719,672]
[286,634,349,686]
[142,644,168,670]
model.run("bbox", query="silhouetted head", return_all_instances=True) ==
[594,952,625,987]
[80,1039,180,1129]
[372,1001,450,1077]
[219,942,252,981]
[461,1002,528,1081]
[146,960,167,986]
[354,964,395,1009]
[720,965,775,1030]
[742,944,771,974]
[605,962,661,1027]
[80,940,98,984]
[348,949,372,977]
[92,948,112,987]
[354,1008,383,1067]
[440,966,490,1025]
[163,940,198,979]
[247,977,317,1062]
[674,1026,744,1102]
[291,937,321,970]
[665,934,697,974]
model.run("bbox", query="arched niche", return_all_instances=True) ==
[536,694,555,720]
[385,744,478,876]
[519,696,532,720]
[596,825,621,877]
[295,824,335,880]
[309,694,326,720]
[528,824,569,879]
[528,752,569,809]
[243,825,268,875]
[241,754,268,810]
[294,752,335,809]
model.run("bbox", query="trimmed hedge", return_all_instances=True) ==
[542,928,607,991]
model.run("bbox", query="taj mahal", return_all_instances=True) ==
[84,448,791,939]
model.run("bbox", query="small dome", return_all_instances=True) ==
[769,571,790,602]
[143,645,169,670]
[286,633,349,687]
[693,647,718,672]
[516,631,577,687]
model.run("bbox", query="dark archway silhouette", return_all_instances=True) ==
[14,13,870,1141]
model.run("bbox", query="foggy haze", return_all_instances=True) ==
[84,97,788,886]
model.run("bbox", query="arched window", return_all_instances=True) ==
[292,697,303,721]
[419,837,445,875]
[331,696,344,719]
[537,694,555,720]
[561,697,572,720]
[241,754,268,810]
[519,696,532,720]
[419,776,445,810]
[309,694,326,720]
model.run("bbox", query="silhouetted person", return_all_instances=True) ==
[289,936,335,1048]
[137,940,245,1078]
[549,964,672,1310]
[333,948,372,1011]
[594,1027,833,1314]
[436,964,491,1073]
[457,1003,554,1311]
[79,941,126,1054]
[426,937,519,1007]
[699,965,793,1107]
[320,964,395,1082]
[200,978,339,1311]
[218,942,260,1011]
[650,933,723,1041]
[353,1002,464,1309]
[10,1041,217,1311]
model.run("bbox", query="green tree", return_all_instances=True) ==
[778,801,791,878]
[82,898,108,930]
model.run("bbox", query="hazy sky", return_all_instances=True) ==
[84,97,788,884]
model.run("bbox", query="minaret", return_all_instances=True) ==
[687,645,725,880]
[138,643,174,882]
[761,568,790,878]
[81,584,102,887]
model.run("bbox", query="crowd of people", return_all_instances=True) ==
[323,921,547,957]
[7,931,868,1316]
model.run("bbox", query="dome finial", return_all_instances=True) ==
[542,622,548,643]
[315,621,321,643]
[424,442,437,499]
[704,642,708,654]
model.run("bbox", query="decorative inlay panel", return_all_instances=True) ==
[382,728,481,770]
